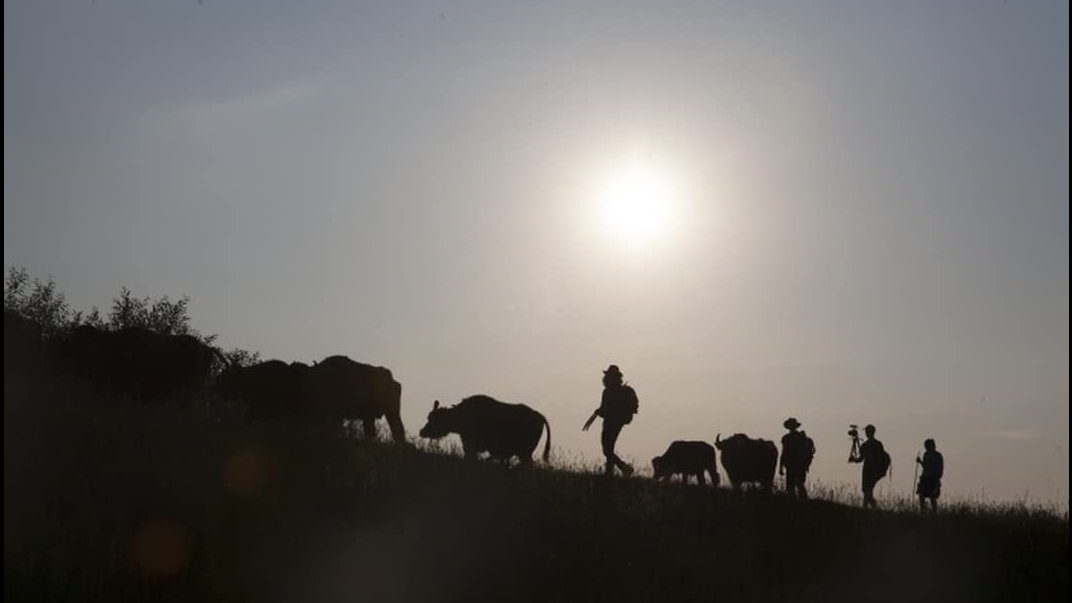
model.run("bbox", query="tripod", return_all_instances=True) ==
[848,436,861,462]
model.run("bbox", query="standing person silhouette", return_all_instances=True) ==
[779,417,815,499]
[848,424,889,508]
[583,365,638,476]
[916,438,944,513]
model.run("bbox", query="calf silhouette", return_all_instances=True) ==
[652,441,720,486]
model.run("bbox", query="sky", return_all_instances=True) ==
[5,1,1068,505]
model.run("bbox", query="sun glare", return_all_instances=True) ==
[597,164,676,246]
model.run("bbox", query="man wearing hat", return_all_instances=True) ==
[779,417,815,499]
[582,365,639,476]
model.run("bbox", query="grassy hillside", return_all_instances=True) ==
[4,378,1067,603]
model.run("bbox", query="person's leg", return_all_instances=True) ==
[788,469,805,498]
[862,473,879,508]
[601,421,624,474]
[862,476,876,507]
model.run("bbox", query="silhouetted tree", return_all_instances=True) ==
[4,268,82,337]
[4,267,259,371]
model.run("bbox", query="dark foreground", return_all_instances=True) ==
[4,383,1068,603]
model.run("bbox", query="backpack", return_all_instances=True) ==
[874,447,891,478]
[799,433,816,470]
[619,385,639,424]
[785,431,815,471]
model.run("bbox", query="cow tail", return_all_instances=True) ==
[541,413,552,463]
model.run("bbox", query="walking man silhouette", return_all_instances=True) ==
[583,365,638,476]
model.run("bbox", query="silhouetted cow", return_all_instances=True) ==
[714,433,778,493]
[214,356,405,443]
[652,441,720,486]
[52,326,221,401]
[213,360,312,416]
[307,355,405,443]
[419,395,551,465]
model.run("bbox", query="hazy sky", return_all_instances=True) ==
[5,1,1068,504]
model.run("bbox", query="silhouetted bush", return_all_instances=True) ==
[3,267,259,369]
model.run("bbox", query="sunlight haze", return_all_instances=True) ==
[4,1,1068,505]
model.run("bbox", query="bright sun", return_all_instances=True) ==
[598,165,676,246]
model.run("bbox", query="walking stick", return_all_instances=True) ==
[912,450,921,493]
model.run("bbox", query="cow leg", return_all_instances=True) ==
[362,418,377,441]
[697,472,706,486]
[385,410,406,444]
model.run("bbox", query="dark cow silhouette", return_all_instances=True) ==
[214,360,312,416]
[714,433,778,493]
[4,311,44,377]
[419,395,551,465]
[214,356,405,443]
[307,355,405,443]
[52,325,221,401]
[652,441,720,486]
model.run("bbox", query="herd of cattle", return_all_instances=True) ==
[4,312,405,443]
[6,311,783,490]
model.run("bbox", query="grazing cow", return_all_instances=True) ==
[652,441,721,486]
[213,360,312,417]
[714,433,778,493]
[307,355,405,443]
[213,356,406,443]
[419,395,551,465]
[52,326,222,401]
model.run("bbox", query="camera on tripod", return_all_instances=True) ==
[847,424,861,462]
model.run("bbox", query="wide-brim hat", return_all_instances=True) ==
[603,364,622,376]
[783,417,801,430]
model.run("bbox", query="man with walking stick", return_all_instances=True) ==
[915,438,944,513]
[583,365,638,477]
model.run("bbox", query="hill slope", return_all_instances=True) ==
[4,383,1068,603]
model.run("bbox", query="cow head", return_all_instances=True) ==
[651,455,669,480]
[418,400,457,439]
[714,433,748,452]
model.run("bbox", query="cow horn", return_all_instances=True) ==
[433,400,439,410]
[715,433,721,444]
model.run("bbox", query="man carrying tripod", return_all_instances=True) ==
[848,424,890,508]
